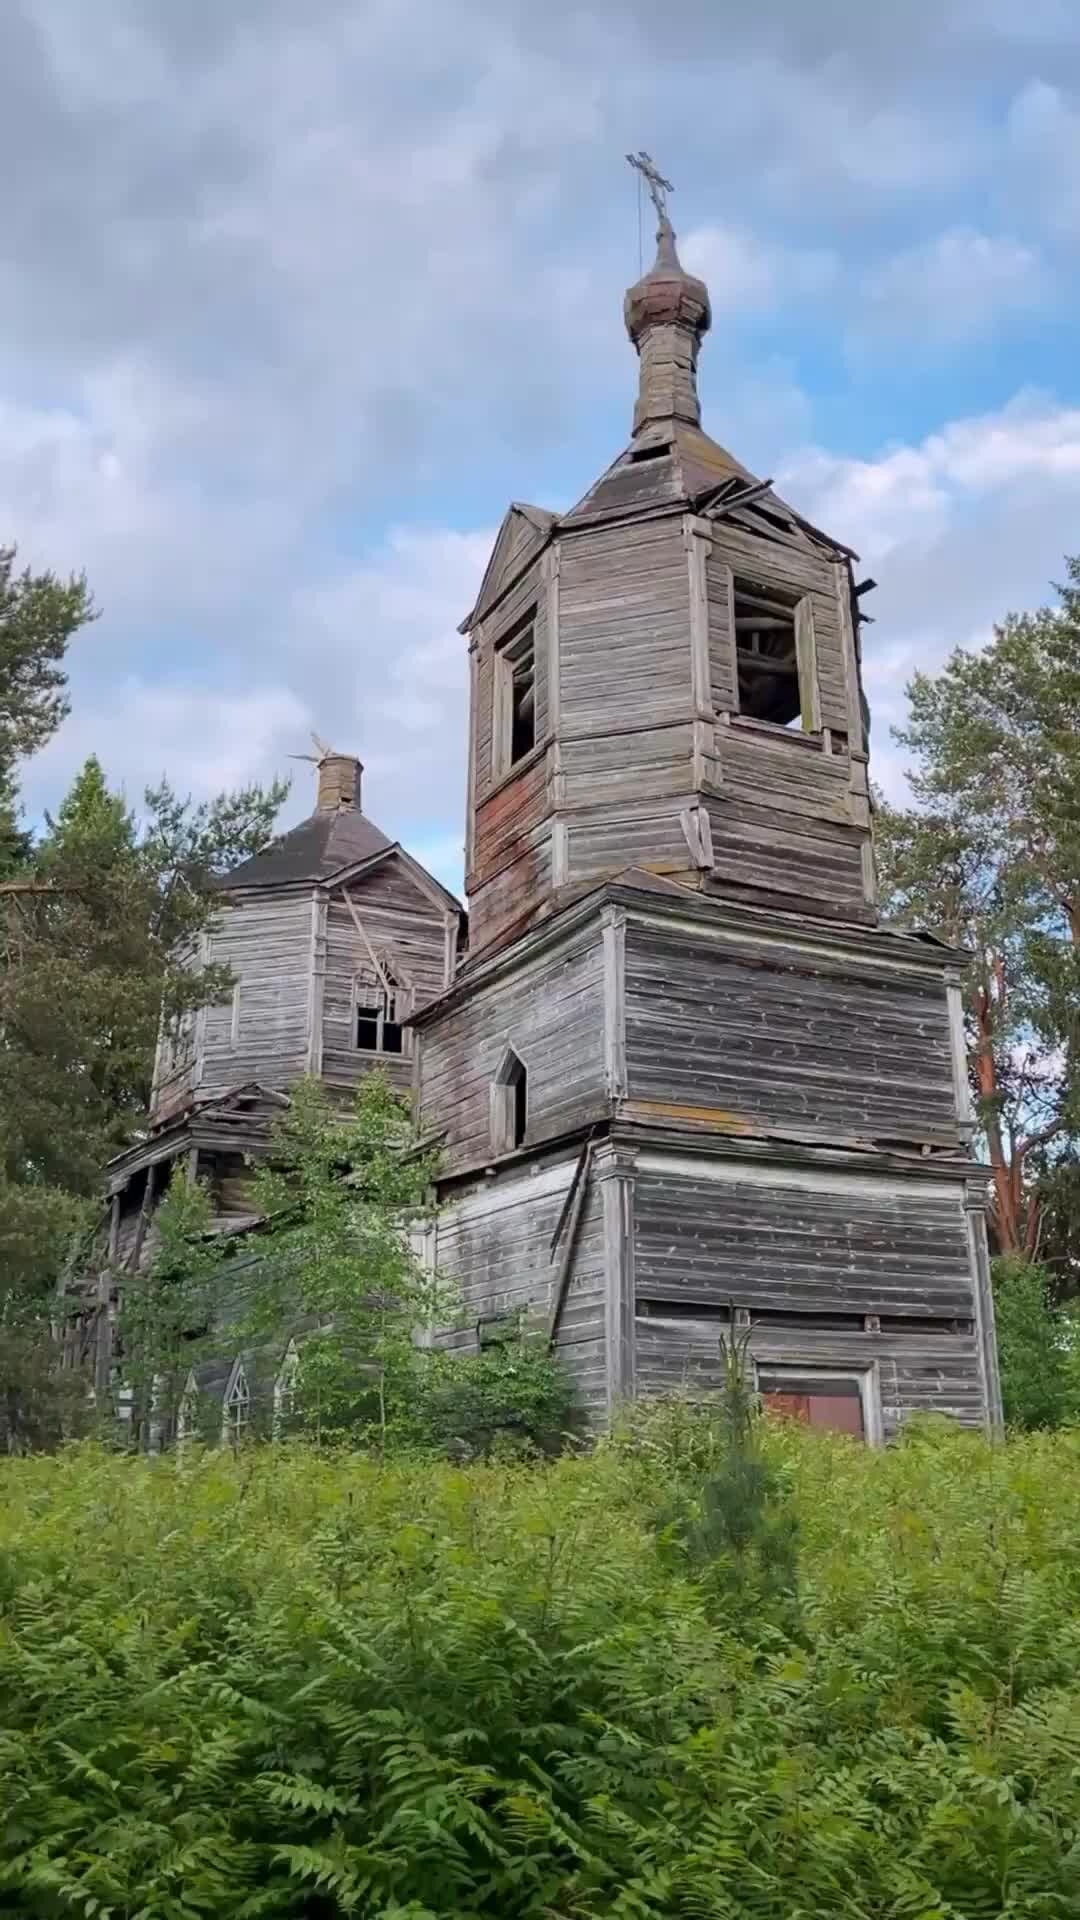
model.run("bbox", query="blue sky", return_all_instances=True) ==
[4,0,1080,895]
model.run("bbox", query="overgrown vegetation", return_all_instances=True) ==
[3,1418,1080,1916]
[118,1076,573,1461]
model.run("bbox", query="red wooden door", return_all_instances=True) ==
[761,1381,864,1439]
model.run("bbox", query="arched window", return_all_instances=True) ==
[491,1046,528,1155]
[222,1361,251,1449]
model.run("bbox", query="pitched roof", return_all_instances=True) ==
[217,806,393,891]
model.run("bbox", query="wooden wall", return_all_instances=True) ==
[622,915,960,1148]
[559,518,691,734]
[321,864,449,1097]
[462,495,878,950]
[632,1152,988,1433]
[418,925,607,1176]
[200,892,314,1099]
[431,1154,608,1420]
[704,516,854,738]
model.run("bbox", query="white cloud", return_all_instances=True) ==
[25,680,311,820]
[782,395,1080,797]
[681,225,838,312]
[1007,80,1080,237]
[853,228,1051,350]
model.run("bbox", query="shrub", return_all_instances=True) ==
[993,1253,1079,1429]
[3,1425,1080,1914]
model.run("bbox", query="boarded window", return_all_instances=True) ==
[732,577,818,730]
[758,1369,865,1439]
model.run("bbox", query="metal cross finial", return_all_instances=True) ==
[626,150,674,227]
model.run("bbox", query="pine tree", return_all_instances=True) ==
[876,558,1080,1258]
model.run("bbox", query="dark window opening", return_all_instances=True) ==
[355,982,404,1055]
[512,1055,528,1147]
[510,637,536,764]
[733,578,802,727]
[878,1314,973,1336]
[355,1006,381,1050]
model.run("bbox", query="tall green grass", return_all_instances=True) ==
[2,1417,1080,1916]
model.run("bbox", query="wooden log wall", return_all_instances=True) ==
[703,799,867,915]
[558,519,691,733]
[321,866,449,1097]
[623,916,959,1147]
[200,892,314,1098]
[431,1154,608,1421]
[631,1152,989,1433]
[418,925,607,1176]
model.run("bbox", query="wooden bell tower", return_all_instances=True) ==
[414,167,1000,1438]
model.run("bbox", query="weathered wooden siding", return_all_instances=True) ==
[471,556,547,810]
[716,727,852,823]
[418,926,607,1175]
[432,1156,607,1419]
[631,1153,985,1431]
[559,722,695,807]
[634,1319,985,1437]
[150,938,202,1124]
[703,797,868,914]
[559,519,692,734]
[566,801,693,883]
[467,821,552,955]
[705,516,851,735]
[201,893,313,1097]
[320,861,451,1093]
[623,917,959,1146]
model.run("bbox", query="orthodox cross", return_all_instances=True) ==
[625,149,674,227]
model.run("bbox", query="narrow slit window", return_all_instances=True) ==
[491,1047,528,1154]
[494,619,537,777]
[732,577,813,729]
[510,636,535,764]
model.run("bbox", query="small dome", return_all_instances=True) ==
[624,220,711,346]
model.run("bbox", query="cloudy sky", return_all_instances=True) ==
[5,0,1080,891]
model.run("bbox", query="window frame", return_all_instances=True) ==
[752,1354,882,1445]
[492,612,538,781]
[222,1362,251,1448]
[352,971,408,1057]
[490,1044,529,1155]
[726,571,822,735]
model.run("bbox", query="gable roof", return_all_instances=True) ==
[460,502,557,634]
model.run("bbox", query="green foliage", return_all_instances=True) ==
[218,1075,446,1448]
[4,1426,1080,1914]
[406,1332,575,1459]
[993,1255,1079,1431]
[0,541,96,874]
[644,1333,800,1633]
[875,559,1080,1258]
[203,1077,571,1460]
[0,754,287,1336]
[115,1173,222,1448]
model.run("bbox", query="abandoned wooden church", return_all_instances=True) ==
[74,185,1001,1443]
